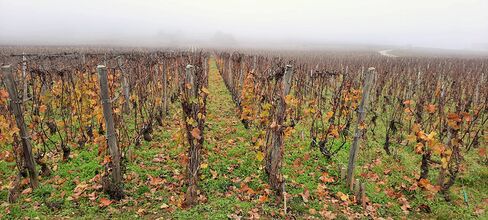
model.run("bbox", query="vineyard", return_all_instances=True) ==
[0,47,486,219]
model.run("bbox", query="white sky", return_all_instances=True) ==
[0,0,487,49]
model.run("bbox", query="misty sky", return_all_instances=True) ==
[1,0,487,50]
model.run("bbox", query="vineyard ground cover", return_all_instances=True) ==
[0,58,486,219]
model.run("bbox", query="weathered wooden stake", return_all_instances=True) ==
[22,53,28,99]
[265,65,293,196]
[183,64,200,206]
[354,179,360,197]
[337,164,344,180]
[228,57,233,91]
[162,62,169,115]
[283,65,293,95]
[1,65,39,189]
[97,65,124,199]
[117,57,131,114]
[283,183,287,216]
[359,183,366,208]
[186,65,196,97]
[346,67,375,190]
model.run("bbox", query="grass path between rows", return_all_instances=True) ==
[173,57,266,218]
[179,57,342,219]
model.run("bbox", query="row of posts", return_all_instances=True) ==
[0,63,124,200]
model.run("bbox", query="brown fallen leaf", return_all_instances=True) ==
[474,207,485,216]
[320,210,337,219]
[210,169,218,179]
[309,208,317,215]
[191,127,201,140]
[320,172,335,183]
[137,208,146,216]
[99,197,112,207]
[301,189,310,203]
[21,188,32,195]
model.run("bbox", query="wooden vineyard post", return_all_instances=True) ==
[346,67,375,190]
[354,179,360,197]
[117,56,131,114]
[359,182,366,208]
[238,58,245,104]
[184,64,198,206]
[2,65,39,190]
[162,61,169,115]
[97,65,124,200]
[265,64,293,196]
[180,60,208,207]
[181,63,208,207]
[185,65,196,97]
[340,165,346,182]
[22,52,28,99]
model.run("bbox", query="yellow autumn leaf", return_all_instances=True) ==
[406,134,417,143]
[328,127,339,138]
[186,117,197,126]
[201,87,210,95]
[426,131,436,140]
[197,112,205,120]
[430,143,444,155]
[256,151,264,161]
[441,157,448,169]
[336,191,349,201]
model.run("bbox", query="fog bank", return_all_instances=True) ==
[1,0,487,50]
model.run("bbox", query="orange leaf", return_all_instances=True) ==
[191,127,201,140]
[319,172,334,183]
[479,147,486,157]
[328,127,339,138]
[425,104,436,113]
[39,105,47,113]
[148,174,165,186]
[258,195,268,203]
[418,178,430,186]
[99,197,113,207]
[21,188,32,195]
[0,89,8,100]
[447,113,461,122]
[415,142,424,154]
[102,155,111,165]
